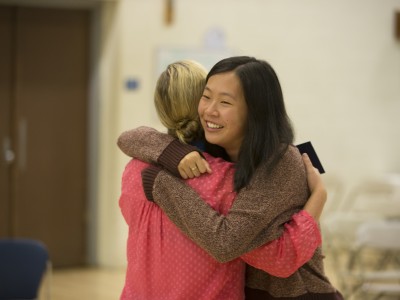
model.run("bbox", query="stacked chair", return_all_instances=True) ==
[320,174,400,299]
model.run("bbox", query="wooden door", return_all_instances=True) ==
[0,5,89,267]
[0,6,14,237]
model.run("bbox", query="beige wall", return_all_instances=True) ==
[95,0,400,267]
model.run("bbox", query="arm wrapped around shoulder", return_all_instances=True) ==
[117,126,202,177]
[117,126,175,163]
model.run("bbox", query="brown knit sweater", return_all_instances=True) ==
[117,126,342,300]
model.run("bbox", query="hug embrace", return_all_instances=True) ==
[118,56,343,300]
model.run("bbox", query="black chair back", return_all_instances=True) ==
[0,238,49,300]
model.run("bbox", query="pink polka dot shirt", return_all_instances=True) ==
[119,153,321,299]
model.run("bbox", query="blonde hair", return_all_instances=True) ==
[154,60,207,144]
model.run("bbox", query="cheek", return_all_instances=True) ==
[197,102,205,115]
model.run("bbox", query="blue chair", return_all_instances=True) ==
[0,238,51,300]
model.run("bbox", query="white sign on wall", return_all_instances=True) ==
[155,47,235,78]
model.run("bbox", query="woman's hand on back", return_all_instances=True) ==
[302,153,325,194]
[178,151,212,179]
[302,153,327,221]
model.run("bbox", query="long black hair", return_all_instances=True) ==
[206,56,294,191]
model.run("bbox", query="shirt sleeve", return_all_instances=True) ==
[240,210,321,278]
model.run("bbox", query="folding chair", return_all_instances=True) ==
[0,238,51,300]
[320,176,400,296]
[345,220,400,299]
[360,270,400,300]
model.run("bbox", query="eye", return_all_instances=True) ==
[221,100,232,105]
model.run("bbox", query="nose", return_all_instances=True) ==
[203,100,218,116]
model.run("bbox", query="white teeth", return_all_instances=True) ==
[207,122,223,129]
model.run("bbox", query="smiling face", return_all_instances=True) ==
[198,71,248,161]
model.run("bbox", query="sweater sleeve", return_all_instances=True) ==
[151,146,310,263]
[240,210,321,278]
[117,127,174,163]
[117,126,201,177]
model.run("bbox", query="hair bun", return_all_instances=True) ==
[175,119,201,143]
